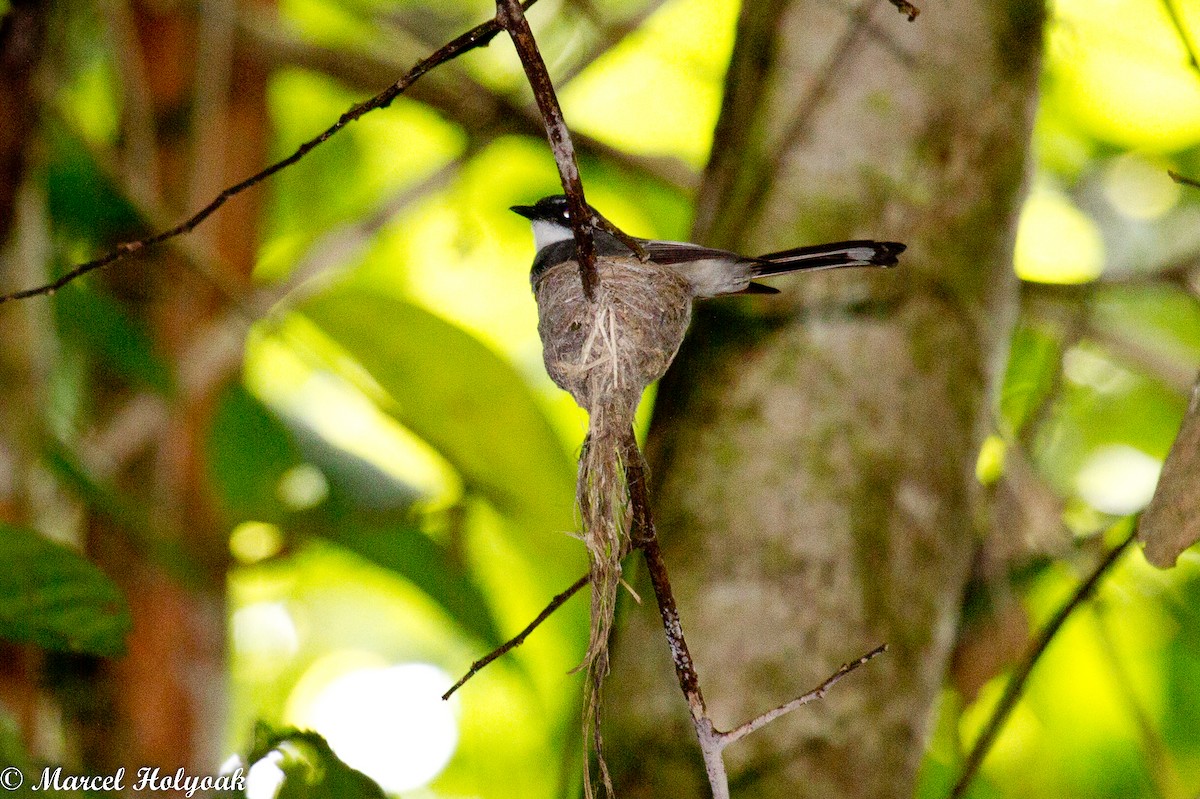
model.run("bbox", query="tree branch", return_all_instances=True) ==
[1169,169,1200,190]
[622,431,885,799]
[442,573,590,700]
[0,0,539,305]
[495,0,599,298]
[720,643,888,747]
[887,0,920,21]
[948,524,1139,799]
[1160,0,1200,77]
[235,10,696,192]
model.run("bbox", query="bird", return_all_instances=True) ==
[512,193,905,799]
[511,193,905,299]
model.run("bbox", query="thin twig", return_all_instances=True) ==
[495,0,599,298]
[948,525,1139,799]
[721,643,888,746]
[887,0,920,21]
[1160,0,1200,76]
[590,209,648,261]
[1169,170,1200,190]
[442,573,590,700]
[0,0,539,305]
[621,431,884,797]
[236,10,696,191]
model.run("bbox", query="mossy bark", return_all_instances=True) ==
[607,1,1045,796]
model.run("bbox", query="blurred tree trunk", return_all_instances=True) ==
[60,0,270,775]
[609,1,1044,797]
[0,0,49,759]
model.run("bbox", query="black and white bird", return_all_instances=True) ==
[512,193,906,752]
[511,194,905,297]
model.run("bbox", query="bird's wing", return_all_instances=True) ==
[640,240,747,266]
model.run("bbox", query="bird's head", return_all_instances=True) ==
[511,195,582,251]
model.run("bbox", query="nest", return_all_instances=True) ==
[534,256,693,797]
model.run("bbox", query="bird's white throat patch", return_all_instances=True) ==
[532,219,574,251]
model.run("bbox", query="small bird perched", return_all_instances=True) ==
[512,193,903,796]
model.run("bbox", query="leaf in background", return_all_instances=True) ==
[311,517,503,649]
[42,442,205,588]
[207,383,303,523]
[300,288,579,571]
[53,284,174,396]
[288,420,419,512]
[43,122,142,242]
[999,321,1062,438]
[1139,380,1200,568]
[208,383,501,645]
[0,523,131,656]
[242,724,387,799]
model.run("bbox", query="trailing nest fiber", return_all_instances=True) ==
[534,256,692,796]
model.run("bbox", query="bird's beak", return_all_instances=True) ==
[510,205,538,219]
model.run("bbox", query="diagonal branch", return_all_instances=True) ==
[443,573,590,700]
[0,0,540,305]
[948,523,1139,799]
[1160,0,1200,77]
[495,0,599,298]
[621,431,884,799]
[720,643,888,747]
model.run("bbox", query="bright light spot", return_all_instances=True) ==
[245,329,455,500]
[1014,187,1105,284]
[233,602,299,661]
[245,750,286,799]
[1076,445,1163,515]
[229,522,284,564]
[287,661,458,793]
[218,754,243,776]
[1102,153,1181,219]
[975,435,1007,486]
[1062,346,1134,393]
[278,463,329,510]
[561,0,738,166]
[1050,0,1200,150]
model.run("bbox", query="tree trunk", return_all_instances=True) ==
[608,1,1044,797]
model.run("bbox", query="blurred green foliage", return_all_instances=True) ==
[0,523,130,657]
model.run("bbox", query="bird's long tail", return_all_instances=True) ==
[749,240,906,277]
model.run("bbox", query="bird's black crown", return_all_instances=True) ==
[510,194,577,223]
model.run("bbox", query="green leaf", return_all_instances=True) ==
[207,384,501,645]
[44,123,142,242]
[244,724,387,799]
[999,321,1062,438]
[312,517,503,648]
[300,288,579,573]
[0,523,131,656]
[53,285,174,396]
[207,384,303,523]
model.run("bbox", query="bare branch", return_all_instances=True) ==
[1169,169,1200,190]
[888,0,920,21]
[1160,0,1200,77]
[0,0,539,304]
[495,0,598,298]
[949,525,1139,799]
[443,573,590,700]
[721,644,888,747]
[236,10,696,191]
